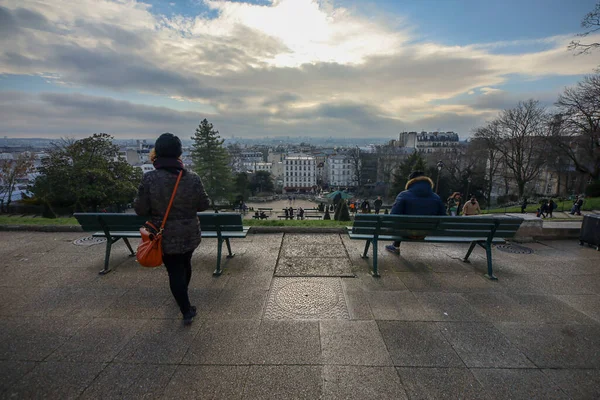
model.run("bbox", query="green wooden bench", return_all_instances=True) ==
[347,214,524,279]
[73,212,249,276]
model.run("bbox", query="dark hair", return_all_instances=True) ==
[409,170,424,180]
[154,133,182,158]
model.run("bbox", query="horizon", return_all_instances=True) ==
[1,0,600,139]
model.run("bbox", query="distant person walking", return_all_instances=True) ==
[548,199,556,218]
[385,171,446,254]
[374,196,383,214]
[521,198,528,213]
[570,196,584,215]
[462,196,481,216]
[134,133,210,325]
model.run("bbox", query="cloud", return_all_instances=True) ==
[0,0,599,138]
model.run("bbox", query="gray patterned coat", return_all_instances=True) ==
[134,169,211,254]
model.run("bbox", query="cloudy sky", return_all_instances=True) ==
[1,0,599,139]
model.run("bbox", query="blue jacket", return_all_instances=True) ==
[390,176,446,216]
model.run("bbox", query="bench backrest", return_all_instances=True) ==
[74,213,147,232]
[74,212,245,234]
[198,212,244,232]
[351,214,523,240]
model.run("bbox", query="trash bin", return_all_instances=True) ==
[579,214,600,250]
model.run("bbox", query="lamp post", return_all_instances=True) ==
[435,161,444,194]
[467,177,472,198]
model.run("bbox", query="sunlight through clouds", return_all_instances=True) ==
[0,0,599,138]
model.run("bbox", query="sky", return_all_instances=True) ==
[1,0,599,140]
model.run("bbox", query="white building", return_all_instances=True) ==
[135,163,155,174]
[326,155,356,188]
[284,154,316,192]
[397,131,460,153]
[242,161,272,173]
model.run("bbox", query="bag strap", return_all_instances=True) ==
[160,170,183,232]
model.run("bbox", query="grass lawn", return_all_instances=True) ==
[0,215,78,225]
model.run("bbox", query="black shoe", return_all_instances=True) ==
[183,306,197,325]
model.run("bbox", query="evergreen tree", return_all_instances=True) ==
[390,152,427,195]
[334,201,351,221]
[191,119,232,205]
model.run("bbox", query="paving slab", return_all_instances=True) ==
[183,319,260,365]
[341,278,374,320]
[414,292,487,321]
[79,363,176,399]
[495,322,600,368]
[471,368,568,400]
[396,367,487,400]
[437,322,534,368]
[163,365,248,400]
[542,369,600,400]
[0,316,90,361]
[208,287,268,319]
[275,257,354,277]
[114,318,202,364]
[323,365,408,400]
[3,361,105,399]
[282,244,348,258]
[250,320,321,364]
[242,365,322,400]
[555,294,600,322]
[366,291,431,320]
[0,360,37,393]
[378,321,464,367]
[283,233,342,245]
[320,320,392,366]
[49,317,145,362]
[462,292,598,324]
[398,271,497,293]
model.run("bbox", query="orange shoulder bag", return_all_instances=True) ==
[137,170,183,267]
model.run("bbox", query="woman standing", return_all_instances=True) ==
[134,133,210,325]
[447,192,461,216]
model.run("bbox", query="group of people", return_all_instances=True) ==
[446,192,481,216]
[253,211,269,219]
[521,196,585,218]
[283,206,304,219]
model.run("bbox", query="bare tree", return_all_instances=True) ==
[569,2,600,55]
[473,121,505,204]
[347,146,362,187]
[497,100,549,197]
[548,75,600,180]
[0,152,36,212]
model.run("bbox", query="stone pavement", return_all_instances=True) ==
[1,232,600,399]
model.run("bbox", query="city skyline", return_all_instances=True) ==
[1,0,600,139]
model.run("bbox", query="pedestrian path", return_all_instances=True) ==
[1,231,600,399]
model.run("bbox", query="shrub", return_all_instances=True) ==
[585,181,600,197]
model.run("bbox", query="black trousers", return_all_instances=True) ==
[163,251,194,315]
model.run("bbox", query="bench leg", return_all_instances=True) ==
[123,237,136,256]
[371,238,380,277]
[483,243,497,281]
[213,238,223,276]
[100,238,116,275]
[225,238,235,258]
[361,240,371,259]
[462,241,477,263]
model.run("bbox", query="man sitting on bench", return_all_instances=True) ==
[385,170,447,254]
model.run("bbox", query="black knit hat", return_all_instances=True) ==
[409,170,424,180]
[154,133,182,158]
